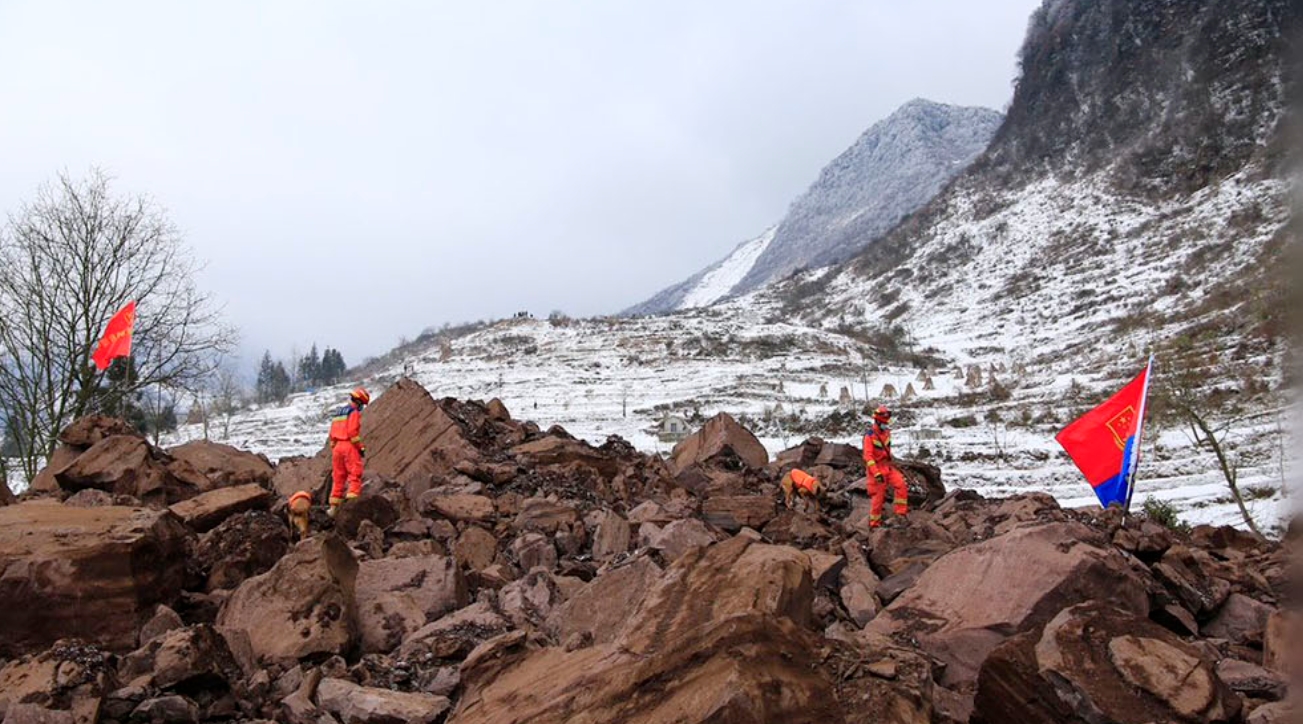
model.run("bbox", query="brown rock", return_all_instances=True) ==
[167,440,274,488]
[1154,545,1234,618]
[863,522,1149,689]
[57,416,139,447]
[117,624,240,692]
[510,533,557,572]
[668,412,768,474]
[422,493,496,523]
[354,555,468,654]
[453,538,829,724]
[547,555,663,645]
[762,510,834,547]
[839,541,881,627]
[361,379,483,484]
[512,498,579,534]
[1215,658,1287,700]
[627,500,673,524]
[589,510,631,560]
[1246,701,1299,724]
[316,677,450,724]
[167,483,272,533]
[60,489,115,507]
[193,510,290,592]
[54,436,208,505]
[138,605,185,646]
[973,601,1240,724]
[646,518,716,562]
[1263,610,1298,676]
[0,641,114,723]
[269,455,329,500]
[453,526,497,571]
[130,695,197,723]
[216,535,359,666]
[398,602,511,661]
[701,495,776,532]
[0,502,189,656]
[2,704,76,724]
[1203,593,1274,646]
[805,550,846,590]
[332,489,399,539]
[499,570,566,628]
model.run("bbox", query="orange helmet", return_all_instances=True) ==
[873,405,891,423]
[351,387,371,405]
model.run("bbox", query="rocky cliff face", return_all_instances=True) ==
[626,99,1001,315]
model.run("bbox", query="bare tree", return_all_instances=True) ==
[211,365,246,441]
[0,170,236,480]
[1154,362,1263,535]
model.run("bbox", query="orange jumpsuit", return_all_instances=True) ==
[328,402,365,504]
[864,422,908,527]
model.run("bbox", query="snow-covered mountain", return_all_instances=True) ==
[627,99,1002,315]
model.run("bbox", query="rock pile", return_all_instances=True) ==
[0,378,1294,723]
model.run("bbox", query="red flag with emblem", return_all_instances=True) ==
[1055,357,1153,510]
[92,301,137,371]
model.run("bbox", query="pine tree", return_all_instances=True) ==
[256,351,277,404]
[320,348,347,385]
[299,344,321,390]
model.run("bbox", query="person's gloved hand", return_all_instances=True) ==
[359,445,367,458]
[874,472,885,483]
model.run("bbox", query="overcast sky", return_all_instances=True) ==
[0,1,1042,367]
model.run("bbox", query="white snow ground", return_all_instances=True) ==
[158,299,1297,535]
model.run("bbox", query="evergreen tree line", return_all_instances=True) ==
[255,344,347,404]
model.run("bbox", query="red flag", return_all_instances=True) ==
[1055,357,1153,509]
[92,301,137,371]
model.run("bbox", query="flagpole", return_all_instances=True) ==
[1124,354,1155,513]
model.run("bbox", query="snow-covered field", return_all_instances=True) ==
[161,301,1297,534]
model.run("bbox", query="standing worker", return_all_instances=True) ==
[864,404,908,528]
[327,387,371,517]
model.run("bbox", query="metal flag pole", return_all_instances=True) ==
[1124,354,1156,514]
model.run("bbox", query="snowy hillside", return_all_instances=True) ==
[627,99,1001,315]
[165,300,1295,533]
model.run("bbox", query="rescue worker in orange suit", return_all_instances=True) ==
[327,387,370,517]
[864,404,908,528]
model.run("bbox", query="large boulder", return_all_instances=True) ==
[546,555,663,645]
[269,454,329,500]
[701,495,776,532]
[644,518,717,562]
[192,510,290,592]
[861,522,1150,689]
[50,435,210,506]
[167,483,272,533]
[167,440,274,488]
[0,502,189,656]
[216,535,358,666]
[668,413,768,474]
[359,379,483,484]
[451,537,832,724]
[973,601,1241,724]
[354,555,468,654]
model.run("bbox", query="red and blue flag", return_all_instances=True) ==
[1055,357,1154,510]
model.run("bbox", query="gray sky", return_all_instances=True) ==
[0,1,1042,367]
